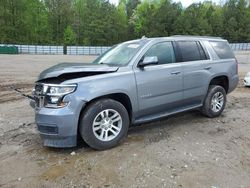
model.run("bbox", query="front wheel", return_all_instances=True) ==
[79,99,130,150]
[201,85,227,118]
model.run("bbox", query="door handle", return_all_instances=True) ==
[171,71,181,75]
[204,66,211,70]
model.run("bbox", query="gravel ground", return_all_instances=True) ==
[0,53,249,188]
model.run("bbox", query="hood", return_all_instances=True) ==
[38,63,119,81]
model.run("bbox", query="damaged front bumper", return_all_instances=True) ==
[29,84,86,148]
[34,102,85,148]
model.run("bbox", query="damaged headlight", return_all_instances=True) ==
[34,84,77,108]
[45,84,77,108]
[47,85,77,96]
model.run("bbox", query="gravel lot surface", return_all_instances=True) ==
[0,52,249,188]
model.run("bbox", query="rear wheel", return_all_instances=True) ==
[79,99,129,150]
[201,85,226,118]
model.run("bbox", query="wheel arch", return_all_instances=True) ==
[78,92,133,128]
[209,75,229,93]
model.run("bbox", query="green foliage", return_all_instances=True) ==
[173,3,212,35]
[64,26,76,45]
[1,0,250,45]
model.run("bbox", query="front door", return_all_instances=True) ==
[134,41,183,117]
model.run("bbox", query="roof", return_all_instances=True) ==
[122,35,227,45]
[139,35,226,42]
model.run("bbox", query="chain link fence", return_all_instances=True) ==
[0,43,249,55]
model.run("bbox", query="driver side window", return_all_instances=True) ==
[145,42,176,64]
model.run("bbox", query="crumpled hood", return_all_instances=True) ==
[38,63,119,81]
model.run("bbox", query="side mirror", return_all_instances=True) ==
[138,56,158,67]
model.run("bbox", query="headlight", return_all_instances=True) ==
[44,84,77,108]
[47,85,77,96]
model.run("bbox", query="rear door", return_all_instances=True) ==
[175,41,211,106]
[134,41,183,117]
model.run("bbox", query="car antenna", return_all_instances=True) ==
[141,35,147,39]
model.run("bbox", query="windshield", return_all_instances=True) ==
[93,42,144,66]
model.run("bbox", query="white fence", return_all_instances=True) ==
[0,43,249,55]
[229,43,250,51]
[0,44,110,55]
[67,46,110,55]
[14,45,64,54]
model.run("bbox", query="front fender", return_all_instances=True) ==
[63,69,139,114]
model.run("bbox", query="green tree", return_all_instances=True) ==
[209,5,224,37]
[45,0,73,44]
[223,0,250,42]
[132,0,182,37]
[131,0,159,37]
[117,0,129,41]
[126,0,140,18]
[0,0,51,44]
[1,0,250,45]
[24,0,52,44]
[63,25,76,45]
[173,3,212,36]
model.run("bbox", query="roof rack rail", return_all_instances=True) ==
[171,35,222,39]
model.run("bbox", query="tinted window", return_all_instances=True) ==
[210,41,235,59]
[145,42,175,64]
[197,42,208,60]
[177,41,208,62]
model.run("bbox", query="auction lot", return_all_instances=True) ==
[0,53,250,188]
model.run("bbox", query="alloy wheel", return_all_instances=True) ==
[92,109,122,142]
[211,91,224,113]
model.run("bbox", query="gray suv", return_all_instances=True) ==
[31,36,239,150]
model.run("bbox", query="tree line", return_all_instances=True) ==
[0,0,250,46]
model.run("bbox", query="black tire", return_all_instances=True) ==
[79,99,130,150]
[201,85,227,118]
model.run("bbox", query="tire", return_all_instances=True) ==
[79,99,130,150]
[201,85,227,118]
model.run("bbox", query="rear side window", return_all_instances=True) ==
[209,41,235,59]
[145,42,176,64]
[176,41,208,62]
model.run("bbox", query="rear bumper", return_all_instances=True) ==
[35,100,86,148]
[228,74,239,93]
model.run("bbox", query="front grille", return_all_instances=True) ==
[33,83,45,108]
[35,84,43,95]
[34,83,47,96]
[34,96,45,108]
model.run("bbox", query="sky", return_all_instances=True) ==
[109,0,222,8]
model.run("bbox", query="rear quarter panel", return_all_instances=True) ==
[204,59,238,96]
[204,40,239,94]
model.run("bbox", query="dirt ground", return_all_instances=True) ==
[0,52,249,188]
